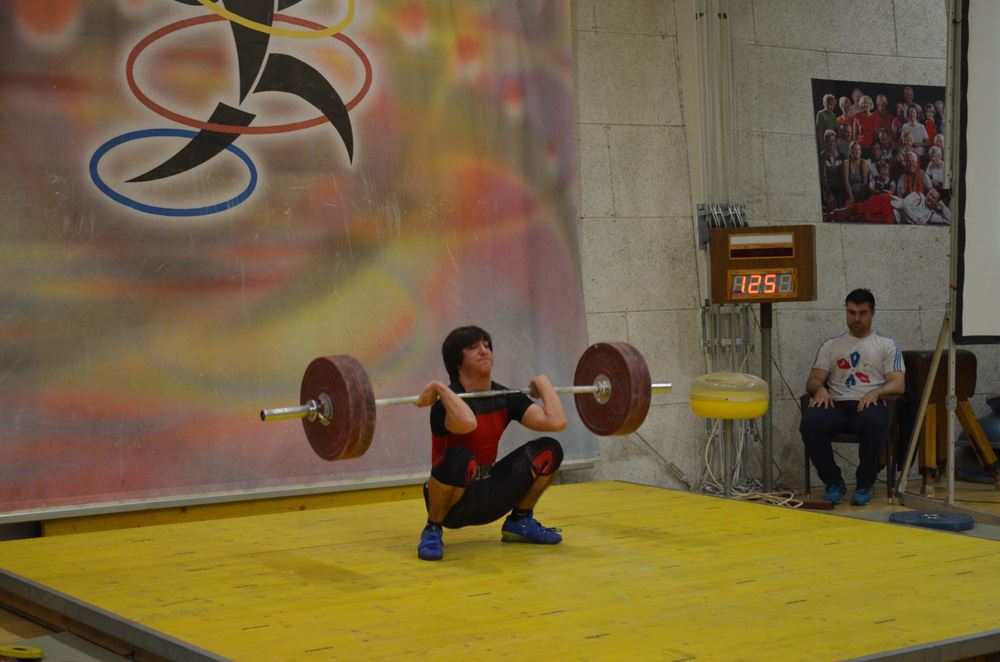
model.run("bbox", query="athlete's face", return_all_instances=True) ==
[459,339,493,379]
[845,302,874,338]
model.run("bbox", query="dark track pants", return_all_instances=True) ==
[800,400,888,489]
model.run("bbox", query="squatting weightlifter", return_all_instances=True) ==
[413,325,567,561]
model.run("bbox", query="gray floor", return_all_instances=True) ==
[2,632,129,662]
[845,507,1000,541]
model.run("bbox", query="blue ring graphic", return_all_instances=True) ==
[89,128,258,217]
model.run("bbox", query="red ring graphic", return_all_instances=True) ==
[126,13,372,135]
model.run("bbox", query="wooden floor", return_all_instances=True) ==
[0,606,50,643]
[1,481,999,661]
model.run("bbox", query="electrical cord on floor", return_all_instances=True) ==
[700,473,803,507]
[735,484,802,507]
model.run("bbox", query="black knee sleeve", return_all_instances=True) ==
[431,446,477,487]
[525,437,563,476]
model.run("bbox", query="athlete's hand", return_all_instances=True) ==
[414,381,445,407]
[528,375,554,399]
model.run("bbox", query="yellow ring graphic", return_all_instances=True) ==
[194,0,354,39]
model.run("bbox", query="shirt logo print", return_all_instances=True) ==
[840,351,866,389]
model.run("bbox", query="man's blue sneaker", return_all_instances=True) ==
[850,487,873,506]
[417,523,444,561]
[500,515,562,544]
[823,483,847,504]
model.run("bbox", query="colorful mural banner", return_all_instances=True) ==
[0,0,591,514]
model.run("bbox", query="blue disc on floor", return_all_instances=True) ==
[889,511,975,532]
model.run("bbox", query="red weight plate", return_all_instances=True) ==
[300,355,376,461]
[617,342,653,434]
[338,357,377,459]
[573,342,652,436]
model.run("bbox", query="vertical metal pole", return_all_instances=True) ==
[760,303,774,491]
[701,302,709,359]
[714,304,723,372]
[944,0,962,507]
[946,341,957,505]
[723,419,734,498]
[731,304,737,371]
[743,304,751,355]
[944,0,966,505]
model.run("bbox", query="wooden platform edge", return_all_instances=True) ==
[2,460,598,535]
[40,483,426,536]
[0,569,221,662]
[850,626,1000,661]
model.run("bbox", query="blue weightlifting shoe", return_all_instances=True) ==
[850,487,872,506]
[823,483,847,504]
[417,523,444,561]
[500,515,562,544]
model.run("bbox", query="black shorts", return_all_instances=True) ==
[423,441,538,529]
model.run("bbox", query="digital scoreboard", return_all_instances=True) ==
[708,225,816,304]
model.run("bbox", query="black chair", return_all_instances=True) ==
[801,394,902,500]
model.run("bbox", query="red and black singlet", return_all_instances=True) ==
[429,382,533,467]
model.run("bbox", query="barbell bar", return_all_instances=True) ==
[259,342,672,461]
[262,382,673,421]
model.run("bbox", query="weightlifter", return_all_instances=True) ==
[413,325,567,561]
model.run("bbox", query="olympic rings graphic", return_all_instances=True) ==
[126,13,373,135]
[89,128,258,217]
[194,0,354,39]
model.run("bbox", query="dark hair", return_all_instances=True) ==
[442,326,492,383]
[845,288,875,309]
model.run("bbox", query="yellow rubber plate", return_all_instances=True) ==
[0,645,44,660]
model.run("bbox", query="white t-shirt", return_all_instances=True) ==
[813,331,904,400]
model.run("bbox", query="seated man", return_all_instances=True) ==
[413,325,568,561]
[800,289,905,505]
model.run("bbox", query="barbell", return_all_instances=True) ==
[260,342,672,461]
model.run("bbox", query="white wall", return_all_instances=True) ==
[569,0,1000,491]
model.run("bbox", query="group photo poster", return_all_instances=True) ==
[811,79,950,226]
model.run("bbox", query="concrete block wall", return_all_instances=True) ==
[568,0,1000,492]
[568,0,708,490]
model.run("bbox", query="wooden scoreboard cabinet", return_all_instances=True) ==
[708,225,816,304]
